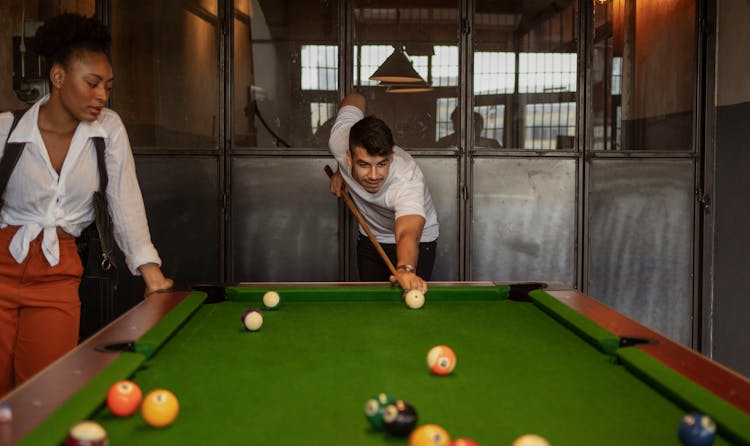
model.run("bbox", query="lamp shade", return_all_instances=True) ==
[369,47,425,83]
[380,81,433,93]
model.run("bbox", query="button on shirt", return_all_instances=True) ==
[328,105,439,244]
[0,96,161,275]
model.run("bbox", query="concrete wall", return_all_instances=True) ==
[712,0,750,377]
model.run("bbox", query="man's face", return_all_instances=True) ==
[347,146,393,193]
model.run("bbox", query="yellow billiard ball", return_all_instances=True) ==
[141,389,179,428]
[409,424,451,446]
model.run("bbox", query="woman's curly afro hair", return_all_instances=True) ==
[29,13,111,73]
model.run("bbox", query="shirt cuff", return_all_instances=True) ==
[126,244,162,276]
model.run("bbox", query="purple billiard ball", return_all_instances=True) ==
[678,413,716,446]
[241,308,263,331]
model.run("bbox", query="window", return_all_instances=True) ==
[301,45,338,91]
[524,102,576,149]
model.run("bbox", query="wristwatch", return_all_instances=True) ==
[396,264,416,273]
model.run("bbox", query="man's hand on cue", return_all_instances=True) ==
[390,270,428,294]
[329,169,344,197]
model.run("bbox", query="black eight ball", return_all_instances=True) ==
[382,400,418,437]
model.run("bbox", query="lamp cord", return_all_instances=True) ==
[253,102,291,148]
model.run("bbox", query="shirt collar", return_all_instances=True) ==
[8,94,108,144]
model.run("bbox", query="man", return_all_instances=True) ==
[436,108,501,148]
[328,93,439,293]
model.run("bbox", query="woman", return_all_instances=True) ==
[0,13,172,395]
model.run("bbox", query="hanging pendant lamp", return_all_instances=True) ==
[369,46,426,83]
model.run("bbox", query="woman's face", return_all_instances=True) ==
[53,50,113,122]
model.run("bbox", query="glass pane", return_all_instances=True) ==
[591,0,695,151]
[474,0,578,150]
[354,1,459,149]
[111,0,219,148]
[234,0,338,148]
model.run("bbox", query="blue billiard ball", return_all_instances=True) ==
[678,413,716,446]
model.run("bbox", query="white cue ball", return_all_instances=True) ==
[242,309,264,332]
[262,290,281,310]
[512,434,550,446]
[404,289,425,309]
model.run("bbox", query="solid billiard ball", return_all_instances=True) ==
[382,400,418,436]
[451,439,479,446]
[65,420,108,446]
[409,424,451,446]
[141,389,179,428]
[404,289,425,309]
[678,413,716,446]
[512,434,550,446]
[0,403,12,423]
[262,291,282,310]
[106,380,143,417]
[426,345,456,375]
[364,393,396,430]
[241,308,263,332]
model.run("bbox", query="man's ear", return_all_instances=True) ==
[346,149,352,167]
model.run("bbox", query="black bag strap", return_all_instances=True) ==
[0,110,29,212]
[92,136,107,192]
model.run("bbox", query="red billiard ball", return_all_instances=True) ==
[451,439,480,446]
[427,345,456,375]
[106,380,142,417]
[66,420,108,446]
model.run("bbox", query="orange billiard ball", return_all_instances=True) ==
[409,424,451,446]
[141,389,179,428]
[106,380,143,417]
[427,345,457,376]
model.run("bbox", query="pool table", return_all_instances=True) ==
[2,282,750,445]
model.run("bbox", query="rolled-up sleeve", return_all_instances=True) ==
[104,117,161,275]
[328,105,364,165]
[389,166,427,220]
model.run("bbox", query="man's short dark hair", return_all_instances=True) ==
[349,116,394,157]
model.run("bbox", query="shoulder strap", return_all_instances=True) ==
[92,137,108,192]
[0,110,29,212]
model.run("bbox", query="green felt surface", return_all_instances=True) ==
[69,288,737,445]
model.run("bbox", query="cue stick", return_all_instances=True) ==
[324,165,408,291]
